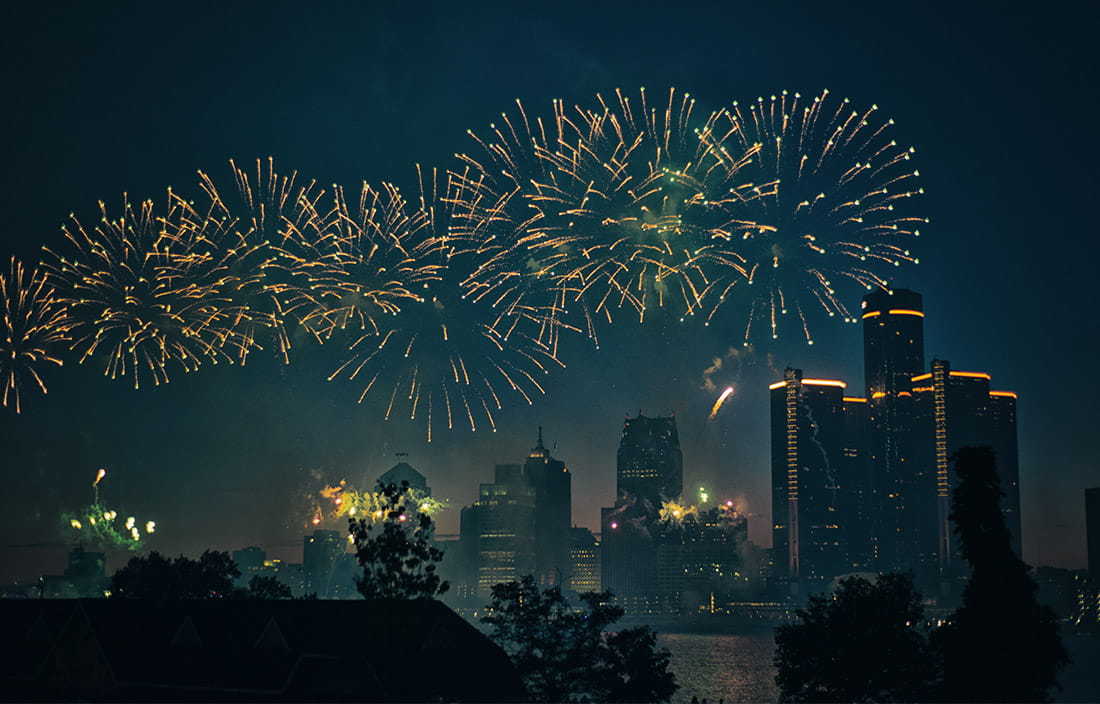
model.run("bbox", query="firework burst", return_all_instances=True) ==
[63,468,157,551]
[0,257,69,412]
[452,88,752,343]
[43,194,237,388]
[696,90,925,344]
[179,158,339,364]
[329,167,562,441]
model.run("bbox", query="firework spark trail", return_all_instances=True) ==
[328,166,562,441]
[707,385,734,421]
[307,178,443,341]
[43,194,238,388]
[0,257,69,412]
[696,89,924,344]
[181,158,340,364]
[451,88,762,342]
[63,468,157,552]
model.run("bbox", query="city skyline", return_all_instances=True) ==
[1,2,1097,584]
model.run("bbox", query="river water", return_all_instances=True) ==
[658,631,1100,704]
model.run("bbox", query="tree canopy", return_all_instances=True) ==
[110,550,241,599]
[774,572,935,702]
[349,481,448,600]
[484,575,677,703]
[933,446,1068,702]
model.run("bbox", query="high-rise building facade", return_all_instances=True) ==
[377,458,430,495]
[601,413,684,614]
[567,527,601,594]
[769,368,848,596]
[1087,488,1100,582]
[910,360,1022,586]
[524,428,572,586]
[616,414,683,506]
[861,288,926,574]
[475,464,536,599]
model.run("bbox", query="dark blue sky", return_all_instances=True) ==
[1,1,1097,580]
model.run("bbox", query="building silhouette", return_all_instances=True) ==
[770,288,1025,599]
[303,529,356,598]
[769,368,849,596]
[616,413,683,506]
[566,527,601,595]
[449,430,571,601]
[524,428,572,586]
[910,360,1022,588]
[1088,487,1100,580]
[378,457,430,495]
[861,288,926,574]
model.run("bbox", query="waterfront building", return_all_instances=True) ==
[769,368,848,597]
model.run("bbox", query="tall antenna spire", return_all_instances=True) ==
[536,426,545,450]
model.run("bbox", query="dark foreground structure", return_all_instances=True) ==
[0,598,524,701]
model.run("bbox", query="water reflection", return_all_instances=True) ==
[659,632,777,704]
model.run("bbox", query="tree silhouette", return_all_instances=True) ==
[773,572,935,702]
[349,481,448,600]
[247,574,293,599]
[484,575,677,702]
[932,446,1068,702]
[110,550,240,598]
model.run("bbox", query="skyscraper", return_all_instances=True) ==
[303,529,350,598]
[911,360,1022,586]
[616,413,683,506]
[474,464,536,599]
[861,288,925,573]
[601,413,683,615]
[841,395,874,571]
[524,428,571,586]
[1088,488,1100,581]
[378,457,430,495]
[769,368,848,596]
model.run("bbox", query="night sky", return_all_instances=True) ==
[2,1,1097,582]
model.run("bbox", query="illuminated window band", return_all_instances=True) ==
[842,397,867,403]
[950,371,991,380]
[768,381,786,390]
[990,390,1018,399]
[911,373,933,382]
[861,308,925,319]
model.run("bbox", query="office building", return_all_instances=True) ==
[378,457,430,495]
[303,529,354,598]
[861,288,926,574]
[474,464,537,599]
[524,428,572,586]
[566,527,601,594]
[602,413,684,614]
[769,368,848,596]
[616,413,683,506]
[1088,488,1100,580]
[911,360,1022,585]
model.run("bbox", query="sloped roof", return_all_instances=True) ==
[0,599,524,701]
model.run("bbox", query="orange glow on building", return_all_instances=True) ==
[990,390,1018,399]
[949,371,991,380]
[912,386,933,393]
[871,391,886,399]
[802,379,847,388]
[911,373,932,382]
[843,397,867,403]
[861,311,881,319]
[887,309,925,317]
[769,381,787,390]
